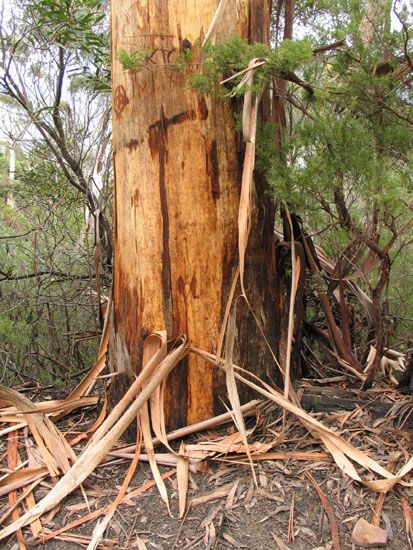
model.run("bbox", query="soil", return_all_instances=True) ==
[1,387,412,550]
[34,460,410,550]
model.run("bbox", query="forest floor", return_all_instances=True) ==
[1,386,412,550]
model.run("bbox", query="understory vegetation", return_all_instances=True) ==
[0,0,412,385]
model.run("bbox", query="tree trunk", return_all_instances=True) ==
[109,0,282,431]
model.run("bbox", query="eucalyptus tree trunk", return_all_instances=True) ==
[109,0,281,430]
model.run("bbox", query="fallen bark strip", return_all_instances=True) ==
[0,479,42,525]
[105,452,203,473]
[192,347,413,492]
[0,396,98,419]
[0,422,27,437]
[372,452,401,527]
[7,433,27,550]
[87,428,142,549]
[306,472,341,550]
[0,387,76,477]
[110,399,261,457]
[0,339,187,541]
[0,467,48,497]
[399,494,413,544]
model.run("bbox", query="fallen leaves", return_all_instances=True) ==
[1,362,412,548]
[0,335,188,540]
[189,482,235,506]
[192,347,413,494]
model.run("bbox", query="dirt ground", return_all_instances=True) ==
[1,394,412,550]
[30,460,411,550]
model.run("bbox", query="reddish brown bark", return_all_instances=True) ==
[109,0,284,430]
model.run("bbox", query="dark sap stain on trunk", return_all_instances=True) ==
[146,105,205,428]
[126,138,143,151]
[206,139,220,201]
[148,109,196,158]
[147,107,197,333]
[164,354,188,431]
[177,275,186,296]
[168,109,196,126]
[146,108,173,333]
[148,126,158,158]
[157,106,173,334]
[169,280,189,431]
[190,274,198,298]
[147,106,200,331]
[131,188,140,207]
[113,85,129,119]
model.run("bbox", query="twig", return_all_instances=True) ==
[372,452,401,527]
[173,504,192,547]
[306,472,341,550]
[288,494,295,542]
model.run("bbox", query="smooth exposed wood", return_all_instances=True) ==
[110,0,280,429]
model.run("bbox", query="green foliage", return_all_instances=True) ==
[188,35,313,97]
[116,48,152,71]
[31,0,107,50]
[0,159,103,385]
[177,47,193,71]
[187,35,268,96]
[255,121,278,174]
[26,0,111,92]
[0,1,112,385]
[0,315,30,350]
[186,72,214,95]
[269,38,313,72]
[187,4,413,346]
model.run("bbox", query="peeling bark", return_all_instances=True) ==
[109,0,282,430]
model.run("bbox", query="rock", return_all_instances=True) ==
[352,518,388,547]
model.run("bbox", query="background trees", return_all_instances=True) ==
[0,0,411,399]
[267,0,413,384]
[0,0,112,383]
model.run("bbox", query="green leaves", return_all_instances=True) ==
[187,34,313,97]
[25,0,110,92]
[32,0,106,45]
[116,48,152,72]
[268,38,313,72]
[188,34,269,96]
[0,316,30,350]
